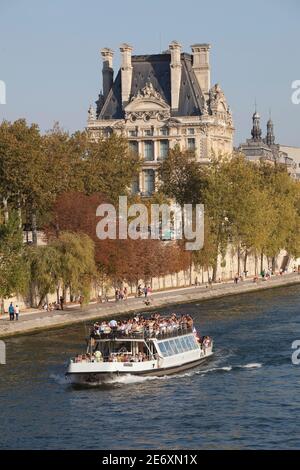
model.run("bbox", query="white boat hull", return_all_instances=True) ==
[66,347,213,386]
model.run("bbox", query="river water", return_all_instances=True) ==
[0,285,300,450]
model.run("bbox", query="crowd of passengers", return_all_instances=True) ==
[73,351,148,364]
[90,313,194,339]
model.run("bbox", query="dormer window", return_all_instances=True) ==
[160,128,169,136]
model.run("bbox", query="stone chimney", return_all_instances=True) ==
[191,44,211,96]
[101,48,114,101]
[169,41,182,111]
[120,43,133,108]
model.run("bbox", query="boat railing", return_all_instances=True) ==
[71,352,153,364]
[90,325,193,341]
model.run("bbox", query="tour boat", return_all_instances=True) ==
[66,314,213,385]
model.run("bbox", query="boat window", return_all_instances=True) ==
[165,340,175,356]
[160,341,169,356]
[188,336,195,349]
[188,335,198,350]
[170,339,179,355]
[158,335,198,357]
[183,337,190,352]
[158,342,167,356]
[175,338,184,353]
[181,336,190,351]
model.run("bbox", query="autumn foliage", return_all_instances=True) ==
[46,192,191,287]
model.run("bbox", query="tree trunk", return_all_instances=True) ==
[31,209,38,245]
[0,298,4,315]
[212,246,219,282]
[271,256,276,274]
[38,292,48,308]
[237,244,241,276]
[254,251,258,276]
[260,252,264,274]
[212,263,218,283]
[243,250,248,275]
[189,259,193,286]
[3,197,9,223]
[17,196,22,229]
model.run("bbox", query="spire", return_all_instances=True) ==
[251,106,262,141]
[266,109,275,146]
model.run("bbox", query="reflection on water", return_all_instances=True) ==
[1,285,300,449]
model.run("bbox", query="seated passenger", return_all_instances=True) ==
[94,350,103,362]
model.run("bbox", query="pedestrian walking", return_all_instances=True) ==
[59,295,64,311]
[15,305,20,321]
[8,302,15,321]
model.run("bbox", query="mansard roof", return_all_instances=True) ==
[97,52,204,119]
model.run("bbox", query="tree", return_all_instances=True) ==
[26,231,97,306]
[0,213,28,313]
[24,244,61,308]
[258,165,300,271]
[158,145,206,206]
[0,119,46,243]
[47,191,191,291]
[82,133,140,203]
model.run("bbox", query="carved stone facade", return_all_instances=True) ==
[87,42,234,195]
[239,112,296,177]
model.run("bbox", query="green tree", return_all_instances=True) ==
[0,119,47,243]
[82,133,140,202]
[25,244,61,307]
[26,231,97,306]
[0,213,28,313]
[51,232,97,303]
[158,145,206,206]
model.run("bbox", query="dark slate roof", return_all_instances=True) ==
[97,70,123,119]
[97,52,204,120]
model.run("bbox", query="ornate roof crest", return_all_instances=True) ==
[130,82,166,103]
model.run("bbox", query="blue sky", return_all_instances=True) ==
[0,0,299,146]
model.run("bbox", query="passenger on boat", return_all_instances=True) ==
[202,336,212,350]
[94,350,103,362]
[91,313,194,340]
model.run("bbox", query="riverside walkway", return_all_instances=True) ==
[1,272,300,338]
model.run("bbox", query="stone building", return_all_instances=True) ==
[239,111,296,175]
[279,145,300,180]
[87,41,234,195]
